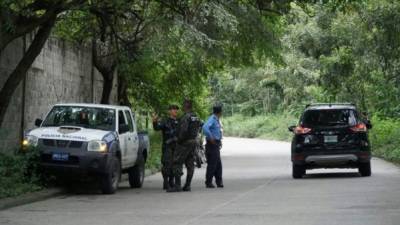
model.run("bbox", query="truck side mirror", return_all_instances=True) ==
[35,118,43,127]
[288,125,296,132]
[119,124,129,134]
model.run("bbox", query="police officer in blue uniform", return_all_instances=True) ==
[203,105,224,188]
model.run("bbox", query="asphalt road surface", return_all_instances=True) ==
[1,137,400,225]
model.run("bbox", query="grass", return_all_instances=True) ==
[222,113,298,141]
[0,147,44,199]
[369,115,400,163]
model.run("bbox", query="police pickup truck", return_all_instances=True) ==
[23,103,150,194]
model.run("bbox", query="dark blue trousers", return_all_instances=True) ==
[205,141,223,185]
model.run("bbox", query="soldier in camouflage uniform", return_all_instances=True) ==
[168,100,202,192]
[152,105,179,190]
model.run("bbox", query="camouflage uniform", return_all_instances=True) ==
[153,117,178,189]
[170,111,202,192]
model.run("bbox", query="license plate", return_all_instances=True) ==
[52,153,69,161]
[324,135,338,143]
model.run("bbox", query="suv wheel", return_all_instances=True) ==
[101,156,121,194]
[129,154,145,188]
[358,162,371,177]
[292,164,305,179]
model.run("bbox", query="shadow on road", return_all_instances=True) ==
[55,179,102,195]
[303,172,361,179]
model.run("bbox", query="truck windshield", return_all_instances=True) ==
[301,109,358,127]
[42,106,116,131]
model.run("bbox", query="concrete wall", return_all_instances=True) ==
[0,36,118,152]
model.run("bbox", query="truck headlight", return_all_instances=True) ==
[22,135,39,148]
[87,140,108,152]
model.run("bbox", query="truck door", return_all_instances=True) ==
[124,110,139,166]
[118,110,130,168]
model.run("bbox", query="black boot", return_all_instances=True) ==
[182,184,191,192]
[162,174,168,190]
[163,179,169,190]
[182,173,193,192]
[168,176,174,188]
[205,182,215,188]
[216,179,224,188]
[162,169,168,190]
[167,176,182,192]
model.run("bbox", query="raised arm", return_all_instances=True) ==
[152,118,165,131]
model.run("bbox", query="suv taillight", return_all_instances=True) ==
[350,123,367,133]
[294,126,312,135]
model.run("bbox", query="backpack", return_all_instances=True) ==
[186,113,202,140]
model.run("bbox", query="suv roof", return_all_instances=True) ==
[305,103,356,111]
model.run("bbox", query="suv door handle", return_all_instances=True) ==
[128,137,131,141]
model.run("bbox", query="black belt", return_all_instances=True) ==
[206,139,221,144]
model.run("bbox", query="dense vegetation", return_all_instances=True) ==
[212,1,400,163]
[0,147,44,198]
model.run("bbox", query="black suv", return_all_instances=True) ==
[288,103,372,178]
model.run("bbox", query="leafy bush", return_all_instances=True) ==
[145,131,162,171]
[369,115,400,163]
[222,113,298,141]
[0,147,44,199]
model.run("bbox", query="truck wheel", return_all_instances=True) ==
[292,164,305,179]
[359,162,371,177]
[101,156,121,194]
[129,155,145,188]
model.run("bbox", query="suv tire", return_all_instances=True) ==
[359,162,371,177]
[101,156,121,194]
[129,153,145,188]
[292,164,305,179]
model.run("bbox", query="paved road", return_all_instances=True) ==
[1,137,400,225]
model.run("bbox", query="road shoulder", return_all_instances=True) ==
[0,168,157,211]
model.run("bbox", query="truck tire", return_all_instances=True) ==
[359,162,371,177]
[101,156,121,194]
[292,164,305,179]
[129,153,145,188]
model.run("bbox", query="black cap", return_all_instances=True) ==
[213,105,222,114]
[168,104,179,110]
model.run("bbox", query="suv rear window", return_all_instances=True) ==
[301,109,358,127]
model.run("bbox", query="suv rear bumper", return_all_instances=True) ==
[292,152,371,169]
[306,154,357,164]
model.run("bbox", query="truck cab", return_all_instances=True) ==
[23,103,150,194]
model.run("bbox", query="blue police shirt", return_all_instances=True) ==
[203,114,222,141]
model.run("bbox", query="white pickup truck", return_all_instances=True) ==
[23,103,150,194]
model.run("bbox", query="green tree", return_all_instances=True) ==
[0,0,92,127]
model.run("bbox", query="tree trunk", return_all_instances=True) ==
[0,17,56,127]
[100,71,114,104]
[92,38,117,105]
[118,75,131,106]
